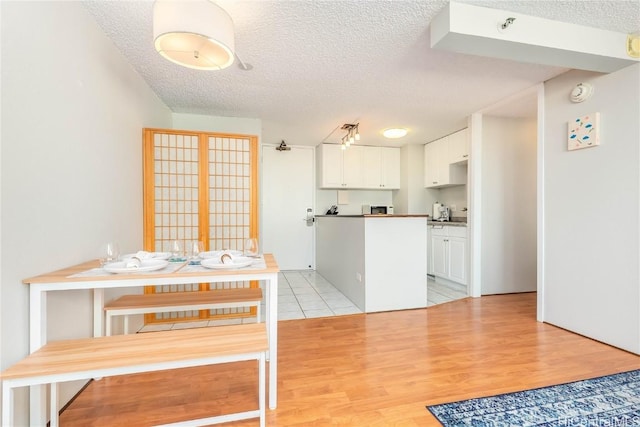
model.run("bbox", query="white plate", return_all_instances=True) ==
[199,250,243,259]
[121,252,172,261]
[103,259,170,274]
[200,256,254,269]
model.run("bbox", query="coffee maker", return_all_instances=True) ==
[438,206,450,221]
[432,202,450,221]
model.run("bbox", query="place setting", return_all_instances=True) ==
[102,251,172,274]
[68,239,265,278]
[68,243,180,278]
[180,238,265,273]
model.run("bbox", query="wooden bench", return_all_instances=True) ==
[1,323,268,427]
[105,288,263,335]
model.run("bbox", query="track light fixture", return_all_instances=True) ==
[340,123,360,149]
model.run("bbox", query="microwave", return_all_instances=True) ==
[362,204,394,215]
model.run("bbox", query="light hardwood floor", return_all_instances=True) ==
[60,293,640,426]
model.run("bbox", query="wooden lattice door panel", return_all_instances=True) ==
[207,135,259,252]
[142,129,259,324]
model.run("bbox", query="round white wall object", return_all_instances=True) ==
[570,83,594,103]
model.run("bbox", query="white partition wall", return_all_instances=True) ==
[542,65,640,354]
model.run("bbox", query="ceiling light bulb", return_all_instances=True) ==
[355,129,361,141]
[349,134,355,144]
[383,128,408,139]
[341,143,346,150]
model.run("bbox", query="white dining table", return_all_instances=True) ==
[22,253,279,425]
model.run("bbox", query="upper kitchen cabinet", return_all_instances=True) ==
[363,146,401,189]
[317,144,365,188]
[424,137,446,187]
[424,130,467,188]
[448,128,469,164]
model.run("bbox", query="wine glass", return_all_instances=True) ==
[190,241,204,259]
[100,242,120,266]
[170,239,185,262]
[244,238,259,257]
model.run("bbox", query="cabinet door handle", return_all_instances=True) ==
[463,154,468,158]
[432,181,438,184]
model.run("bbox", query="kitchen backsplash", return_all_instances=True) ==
[316,189,393,215]
[316,186,467,217]
[425,185,469,218]
[435,185,468,218]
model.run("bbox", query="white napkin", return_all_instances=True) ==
[220,251,235,264]
[125,256,142,268]
[135,251,153,259]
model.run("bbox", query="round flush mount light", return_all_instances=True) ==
[153,0,235,71]
[383,128,408,139]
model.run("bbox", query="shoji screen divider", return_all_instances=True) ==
[142,128,259,325]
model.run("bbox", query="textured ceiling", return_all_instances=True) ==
[82,0,640,147]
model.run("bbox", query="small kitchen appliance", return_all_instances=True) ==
[438,206,450,221]
[362,205,394,215]
[432,202,450,221]
[432,202,442,220]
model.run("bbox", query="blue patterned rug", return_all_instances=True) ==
[427,369,640,426]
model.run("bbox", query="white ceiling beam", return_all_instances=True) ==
[431,1,638,73]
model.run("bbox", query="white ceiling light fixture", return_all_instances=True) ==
[383,128,408,139]
[153,0,235,71]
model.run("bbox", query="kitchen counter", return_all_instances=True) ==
[428,219,467,227]
[316,214,466,225]
[316,214,429,218]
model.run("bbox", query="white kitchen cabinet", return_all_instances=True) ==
[424,131,467,188]
[363,146,400,189]
[448,128,469,164]
[424,137,446,188]
[317,144,364,188]
[431,234,448,277]
[380,147,401,189]
[429,225,467,285]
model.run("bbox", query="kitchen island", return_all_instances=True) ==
[315,214,428,312]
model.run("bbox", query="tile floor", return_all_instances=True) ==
[427,276,468,307]
[138,271,467,332]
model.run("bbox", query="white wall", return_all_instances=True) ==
[1,2,172,423]
[395,144,428,214]
[480,116,537,294]
[542,65,640,354]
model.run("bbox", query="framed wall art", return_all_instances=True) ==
[568,112,600,151]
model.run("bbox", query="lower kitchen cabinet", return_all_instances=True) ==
[429,225,467,285]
